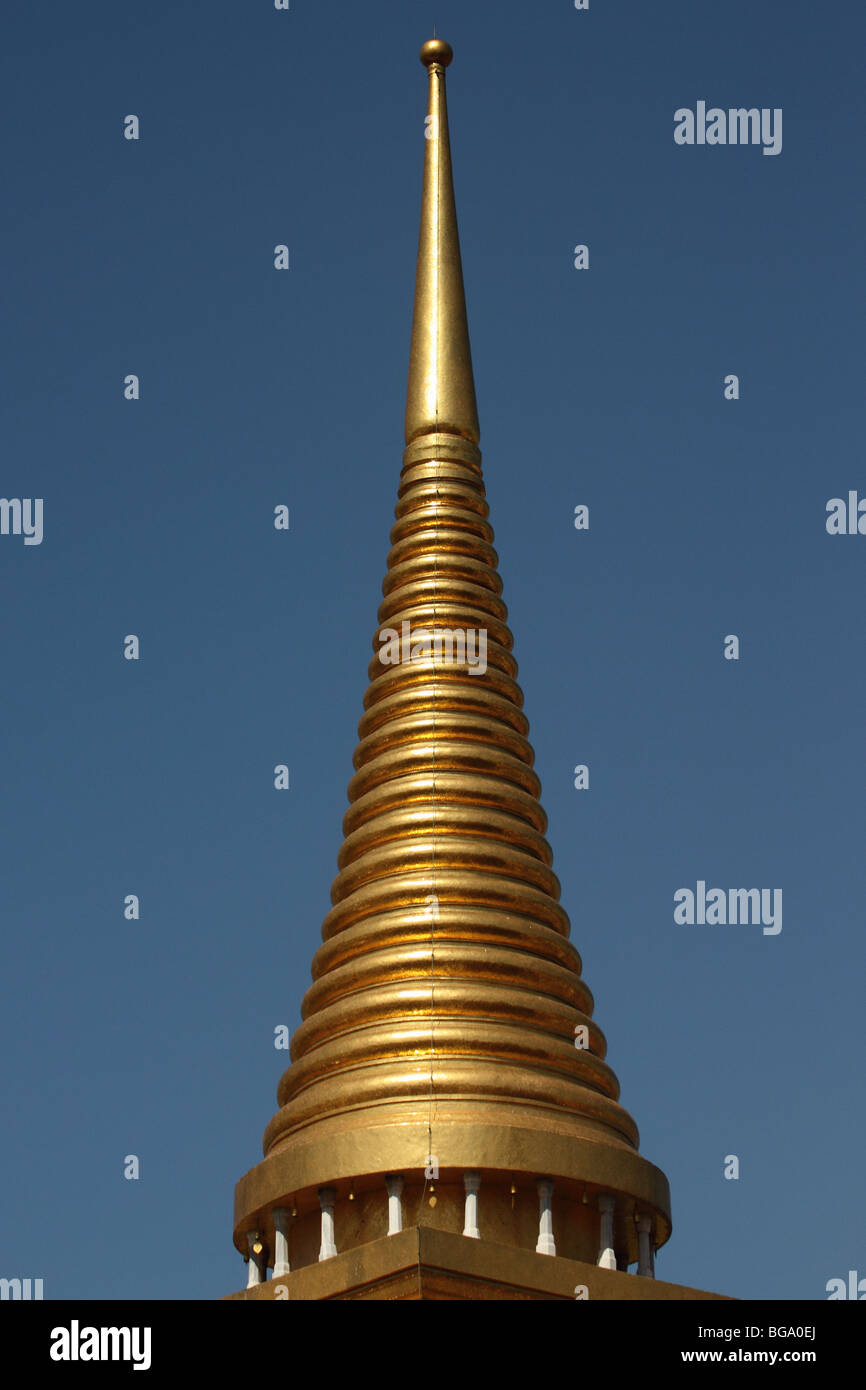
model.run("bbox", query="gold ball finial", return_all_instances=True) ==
[420,38,453,68]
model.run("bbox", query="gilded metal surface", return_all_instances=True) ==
[232,38,674,1273]
[405,39,479,444]
[225,1229,731,1302]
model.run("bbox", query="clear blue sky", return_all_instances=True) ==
[1,0,863,1301]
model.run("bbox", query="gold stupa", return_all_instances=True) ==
[228,38,728,1301]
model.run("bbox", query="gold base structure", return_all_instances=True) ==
[227,38,731,1302]
[227,1229,730,1301]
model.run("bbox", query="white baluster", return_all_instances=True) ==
[273,1207,291,1277]
[386,1174,404,1235]
[536,1178,556,1256]
[597,1194,616,1269]
[463,1172,481,1238]
[636,1214,655,1278]
[318,1186,337,1260]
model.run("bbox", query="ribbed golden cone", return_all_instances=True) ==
[232,39,671,1280]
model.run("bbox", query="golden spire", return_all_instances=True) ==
[405,39,480,445]
[230,39,675,1298]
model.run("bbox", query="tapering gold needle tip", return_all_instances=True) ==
[420,38,453,67]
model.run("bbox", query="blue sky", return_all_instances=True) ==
[1,0,863,1301]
